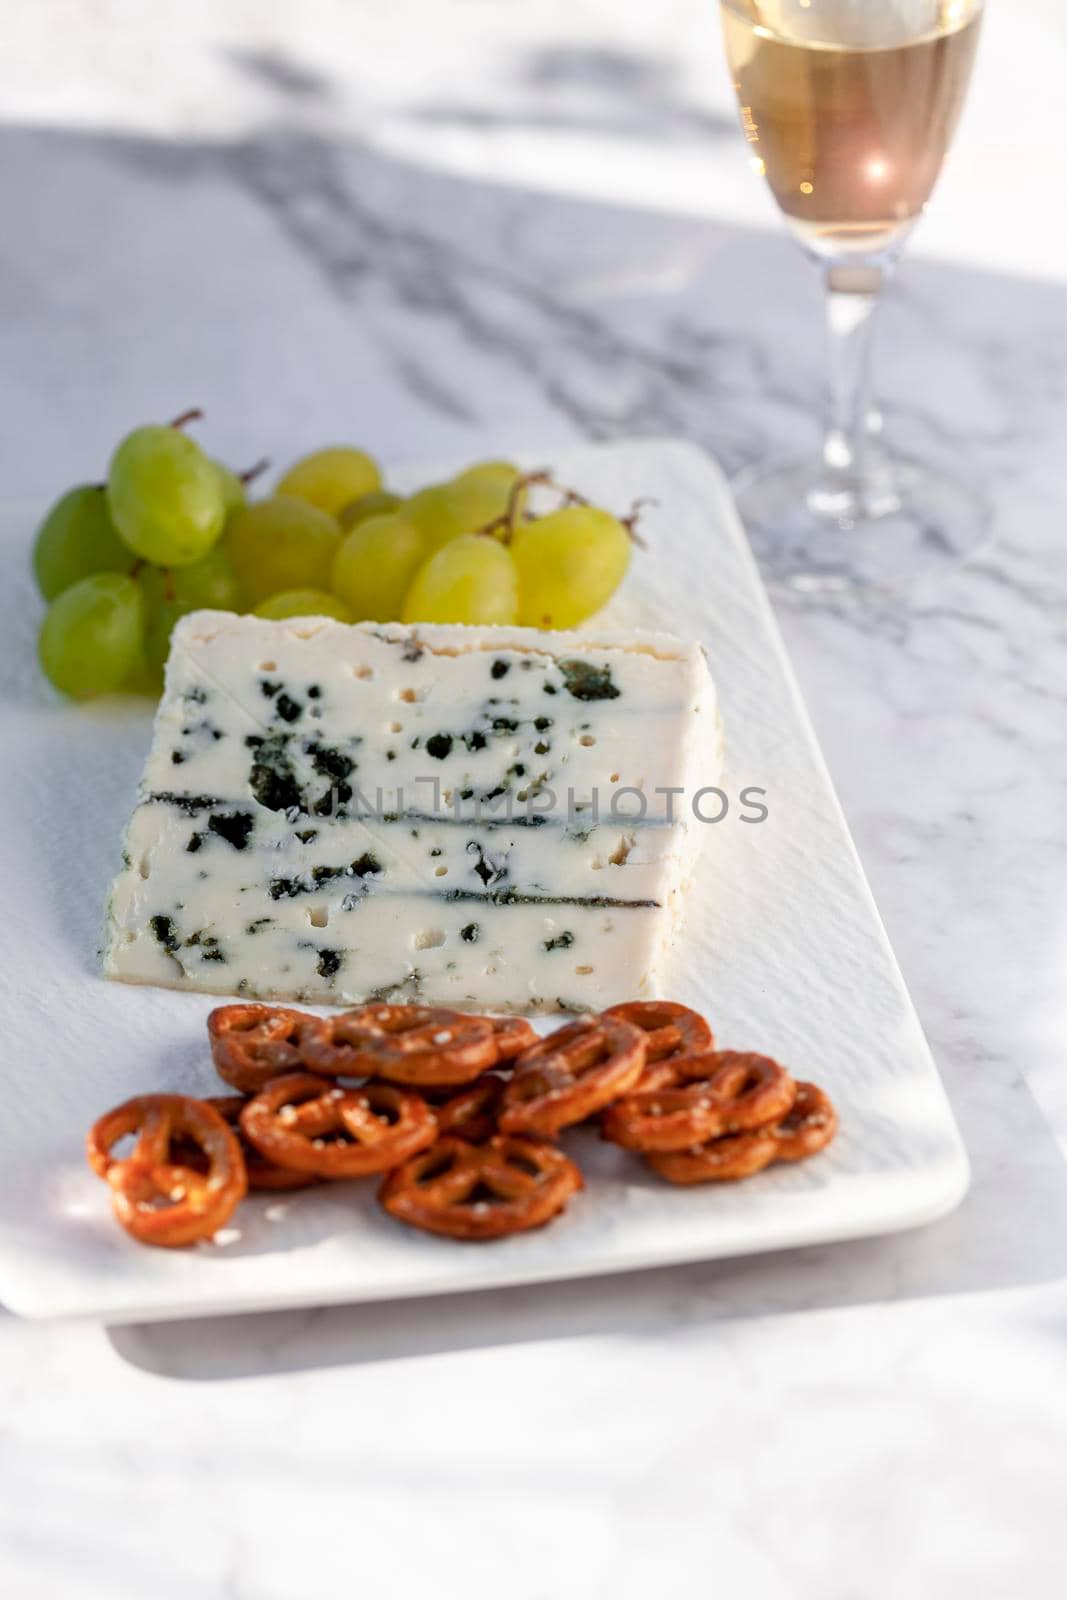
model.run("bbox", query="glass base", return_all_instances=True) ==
[733,453,990,591]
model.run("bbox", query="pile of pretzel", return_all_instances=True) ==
[86,1000,837,1248]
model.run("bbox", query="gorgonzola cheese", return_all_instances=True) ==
[102,612,722,1012]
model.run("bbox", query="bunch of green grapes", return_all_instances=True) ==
[331,461,633,630]
[32,425,377,698]
[34,416,245,698]
[34,427,635,703]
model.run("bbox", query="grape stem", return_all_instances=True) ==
[238,457,270,486]
[620,498,653,550]
[168,408,204,430]
[472,471,547,543]
[472,470,650,549]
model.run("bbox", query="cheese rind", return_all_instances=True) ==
[103,613,722,1012]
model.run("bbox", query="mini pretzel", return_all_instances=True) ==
[191,1097,319,1191]
[602,1001,714,1092]
[486,1015,538,1065]
[297,1007,391,1077]
[697,1052,797,1131]
[646,1127,779,1183]
[299,1004,531,1081]
[646,1082,837,1185]
[209,1003,313,1094]
[499,1015,646,1137]
[431,1074,507,1143]
[87,1094,247,1247]
[769,1081,838,1163]
[379,1135,583,1239]
[240,1072,437,1177]
[602,1050,796,1153]
[360,1007,499,1087]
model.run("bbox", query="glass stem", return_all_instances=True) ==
[817,261,895,515]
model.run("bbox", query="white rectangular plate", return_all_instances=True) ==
[0,439,968,1322]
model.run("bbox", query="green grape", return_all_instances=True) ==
[402,535,519,626]
[405,464,523,555]
[254,588,353,623]
[212,460,247,518]
[135,548,244,689]
[38,573,144,699]
[138,579,186,687]
[222,496,341,606]
[123,657,165,698]
[454,460,526,540]
[457,459,519,483]
[32,484,133,601]
[402,484,470,551]
[276,447,381,517]
[332,513,427,623]
[454,460,521,497]
[338,489,404,531]
[511,506,631,629]
[107,425,226,567]
[168,544,245,612]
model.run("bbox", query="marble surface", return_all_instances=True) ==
[1,1,1066,1595]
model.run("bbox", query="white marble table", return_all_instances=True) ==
[2,3,1066,1595]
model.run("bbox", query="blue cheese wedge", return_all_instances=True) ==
[103,612,722,1012]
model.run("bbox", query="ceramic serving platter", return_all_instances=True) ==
[0,438,968,1322]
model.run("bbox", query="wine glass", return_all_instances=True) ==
[719,0,986,587]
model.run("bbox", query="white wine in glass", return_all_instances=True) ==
[720,1,986,586]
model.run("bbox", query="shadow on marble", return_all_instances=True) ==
[227,47,334,103]
[228,35,739,142]
[9,117,1061,499]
